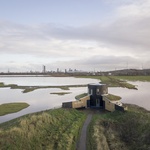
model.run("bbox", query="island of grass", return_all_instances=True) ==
[0,102,29,116]
[50,92,71,95]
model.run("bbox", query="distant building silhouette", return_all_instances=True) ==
[43,65,46,73]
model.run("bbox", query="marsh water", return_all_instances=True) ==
[109,81,150,111]
[0,76,150,123]
[0,76,98,123]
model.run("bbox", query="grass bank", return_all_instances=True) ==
[87,104,150,150]
[0,108,86,150]
[0,102,29,116]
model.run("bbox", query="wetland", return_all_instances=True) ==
[0,75,150,123]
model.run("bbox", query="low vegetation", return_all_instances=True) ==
[0,82,5,86]
[77,76,137,89]
[114,75,150,82]
[0,108,86,150]
[1,76,150,93]
[88,104,150,150]
[0,82,86,93]
[50,92,71,95]
[75,93,88,100]
[0,104,149,150]
[75,93,121,101]
[0,103,29,116]
[105,94,121,101]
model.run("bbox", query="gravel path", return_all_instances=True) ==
[77,114,93,150]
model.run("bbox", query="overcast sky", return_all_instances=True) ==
[0,0,150,72]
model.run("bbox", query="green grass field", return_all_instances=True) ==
[0,105,149,150]
[0,103,29,116]
[87,104,150,150]
[0,108,86,150]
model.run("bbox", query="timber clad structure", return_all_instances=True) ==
[62,83,127,112]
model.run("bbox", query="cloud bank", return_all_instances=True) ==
[0,0,150,71]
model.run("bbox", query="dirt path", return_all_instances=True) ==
[77,114,93,150]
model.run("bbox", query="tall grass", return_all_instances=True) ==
[0,108,86,150]
[88,104,150,150]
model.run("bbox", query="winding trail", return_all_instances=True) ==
[77,114,93,150]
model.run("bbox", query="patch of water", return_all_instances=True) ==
[109,81,150,111]
[0,87,87,123]
[0,79,149,124]
[0,76,99,86]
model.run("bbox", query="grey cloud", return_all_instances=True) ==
[1,13,150,54]
[50,55,144,71]
[39,17,150,55]
[0,0,150,71]
[81,55,136,65]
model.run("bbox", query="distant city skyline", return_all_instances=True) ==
[0,0,150,72]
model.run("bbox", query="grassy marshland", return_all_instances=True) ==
[114,75,150,82]
[88,104,150,150]
[0,103,29,116]
[77,76,138,89]
[0,105,149,150]
[0,82,86,93]
[1,76,150,93]
[0,108,86,150]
